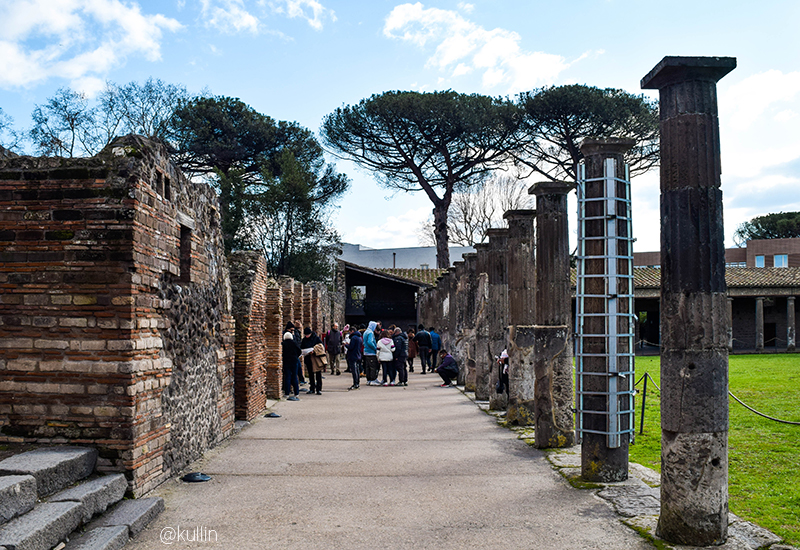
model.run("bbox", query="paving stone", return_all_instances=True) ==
[0,475,36,524]
[49,474,127,523]
[0,501,82,550]
[629,462,661,487]
[90,498,164,537]
[597,485,661,518]
[0,448,97,497]
[728,514,783,549]
[62,526,128,550]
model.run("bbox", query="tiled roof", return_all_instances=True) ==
[404,265,800,290]
[379,267,447,286]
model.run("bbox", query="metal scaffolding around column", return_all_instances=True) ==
[575,139,635,481]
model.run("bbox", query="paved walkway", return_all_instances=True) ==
[128,369,654,549]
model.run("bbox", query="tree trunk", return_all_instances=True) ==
[433,199,451,268]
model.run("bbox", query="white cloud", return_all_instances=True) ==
[717,69,800,244]
[268,0,336,31]
[0,0,182,89]
[346,206,432,249]
[201,0,260,33]
[384,2,582,93]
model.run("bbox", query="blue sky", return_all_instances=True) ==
[1,0,799,253]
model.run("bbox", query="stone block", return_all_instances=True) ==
[49,474,127,523]
[0,447,97,497]
[0,475,37,524]
[62,526,128,550]
[90,498,164,537]
[0,501,82,550]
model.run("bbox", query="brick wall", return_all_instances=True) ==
[0,136,235,496]
[229,252,271,420]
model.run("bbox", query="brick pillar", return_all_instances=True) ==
[529,181,575,448]
[642,55,735,546]
[487,228,509,411]
[503,210,537,425]
[281,277,294,329]
[473,243,491,400]
[788,297,796,352]
[755,297,765,351]
[294,282,304,328]
[576,138,635,481]
[264,281,283,400]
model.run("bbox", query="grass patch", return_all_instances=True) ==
[631,354,800,545]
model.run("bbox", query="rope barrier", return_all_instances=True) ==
[634,372,799,426]
[728,391,800,426]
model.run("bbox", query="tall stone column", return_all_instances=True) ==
[504,210,538,425]
[474,243,491,400]
[642,55,735,546]
[462,253,479,390]
[529,181,575,448]
[727,297,734,351]
[755,297,765,351]
[487,228,510,411]
[576,138,635,481]
[788,297,796,352]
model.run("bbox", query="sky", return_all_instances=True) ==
[1,0,799,254]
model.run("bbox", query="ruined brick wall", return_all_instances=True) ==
[229,252,283,420]
[0,135,235,496]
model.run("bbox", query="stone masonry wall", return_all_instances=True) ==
[0,135,235,496]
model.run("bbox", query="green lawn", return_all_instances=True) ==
[630,354,800,545]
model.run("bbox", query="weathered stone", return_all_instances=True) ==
[0,475,37,523]
[0,447,97,497]
[597,485,661,518]
[528,180,574,448]
[728,514,783,549]
[657,430,728,545]
[90,497,164,537]
[0,501,83,550]
[62,526,129,550]
[533,325,574,448]
[643,55,735,546]
[49,473,127,523]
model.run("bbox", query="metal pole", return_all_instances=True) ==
[640,374,648,435]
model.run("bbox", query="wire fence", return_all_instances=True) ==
[634,371,800,433]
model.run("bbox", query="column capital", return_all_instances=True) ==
[641,56,736,90]
[502,209,537,221]
[486,227,509,239]
[528,180,575,196]
[580,137,635,157]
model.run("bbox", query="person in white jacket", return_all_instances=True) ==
[376,330,397,386]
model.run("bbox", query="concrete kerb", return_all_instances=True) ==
[451,383,796,550]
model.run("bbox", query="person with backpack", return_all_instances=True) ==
[346,326,363,390]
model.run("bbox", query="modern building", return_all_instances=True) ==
[634,238,800,268]
[338,243,475,269]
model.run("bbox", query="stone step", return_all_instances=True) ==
[62,526,129,550]
[49,474,128,523]
[0,475,36,524]
[0,447,97,497]
[0,501,83,550]
[89,498,165,538]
